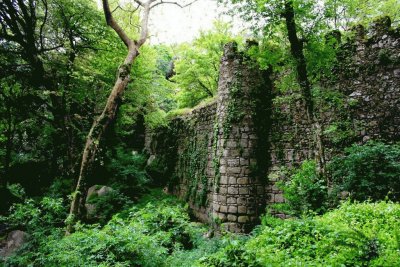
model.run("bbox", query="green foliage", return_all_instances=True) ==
[199,236,253,267]
[276,161,328,216]
[2,191,211,267]
[330,141,400,202]
[145,156,168,186]
[0,197,66,233]
[7,183,26,200]
[106,148,149,196]
[86,189,133,225]
[200,201,400,267]
[173,21,241,108]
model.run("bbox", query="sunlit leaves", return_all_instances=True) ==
[173,21,240,108]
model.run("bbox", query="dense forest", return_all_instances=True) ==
[0,0,400,266]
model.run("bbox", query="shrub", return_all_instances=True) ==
[86,189,133,225]
[200,201,400,267]
[145,156,168,186]
[0,196,66,233]
[106,148,149,196]
[330,141,400,202]
[3,190,208,267]
[0,195,67,266]
[275,160,328,216]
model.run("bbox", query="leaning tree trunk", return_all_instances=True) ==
[66,0,154,234]
[283,0,326,175]
[66,49,138,233]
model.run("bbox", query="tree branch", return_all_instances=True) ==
[39,0,48,50]
[102,0,132,48]
[150,0,198,10]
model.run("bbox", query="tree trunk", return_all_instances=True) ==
[66,47,138,233]
[283,0,326,175]
[66,0,191,234]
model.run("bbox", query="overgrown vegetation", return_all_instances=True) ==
[4,188,399,267]
[275,141,400,216]
[1,0,400,265]
[201,201,400,267]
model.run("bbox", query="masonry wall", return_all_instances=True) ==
[145,43,271,233]
[267,17,400,208]
[145,18,400,232]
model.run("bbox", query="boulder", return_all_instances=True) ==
[86,185,114,202]
[0,230,28,258]
[85,185,114,219]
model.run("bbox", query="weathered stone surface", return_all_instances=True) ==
[228,206,238,213]
[238,206,247,214]
[0,230,28,258]
[238,216,249,223]
[85,185,114,219]
[228,187,238,195]
[237,178,249,185]
[227,214,237,222]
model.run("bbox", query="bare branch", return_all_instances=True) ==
[102,0,132,48]
[151,0,198,10]
[134,0,145,6]
[137,1,153,46]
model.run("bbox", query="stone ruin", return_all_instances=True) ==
[145,17,400,233]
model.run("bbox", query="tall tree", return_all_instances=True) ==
[0,0,109,189]
[67,0,196,233]
[173,21,239,108]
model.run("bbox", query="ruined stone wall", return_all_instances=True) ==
[145,43,271,233]
[267,17,400,207]
[145,102,217,222]
[145,18,400,232]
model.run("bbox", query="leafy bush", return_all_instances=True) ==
[275,160,328,216]
[330,141,400,202]
[3,190,210,267]
[0,195,67,266]
[200,201,400,267]
[145,156,168,186]
[0,196,66,233]
[86,189,133,225]
[106,148,149,196]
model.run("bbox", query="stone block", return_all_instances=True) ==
[239,187,249,195]
[229,176,237,184]
[220,165,226,174]
[220,176,228,184]
[227,140,237,147]
[227,158,240,167]
[227,197,237,204]
[218,195,227,204]
[237,178,249,185]
[228,187,238,194]
[239,157,248,165]
[228,206,238,213]
[238,216,249,223]
[228,167,241,174]
[238,206,247,214]
[214,204,221,212]
[227,214,237,222]
[240,139,248,148]
[219,187,228,194]
[219,205,228,213]
[228,149,240,157]
[237,197,247,205]
[274,194,285,203]
[218,213,227,221]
